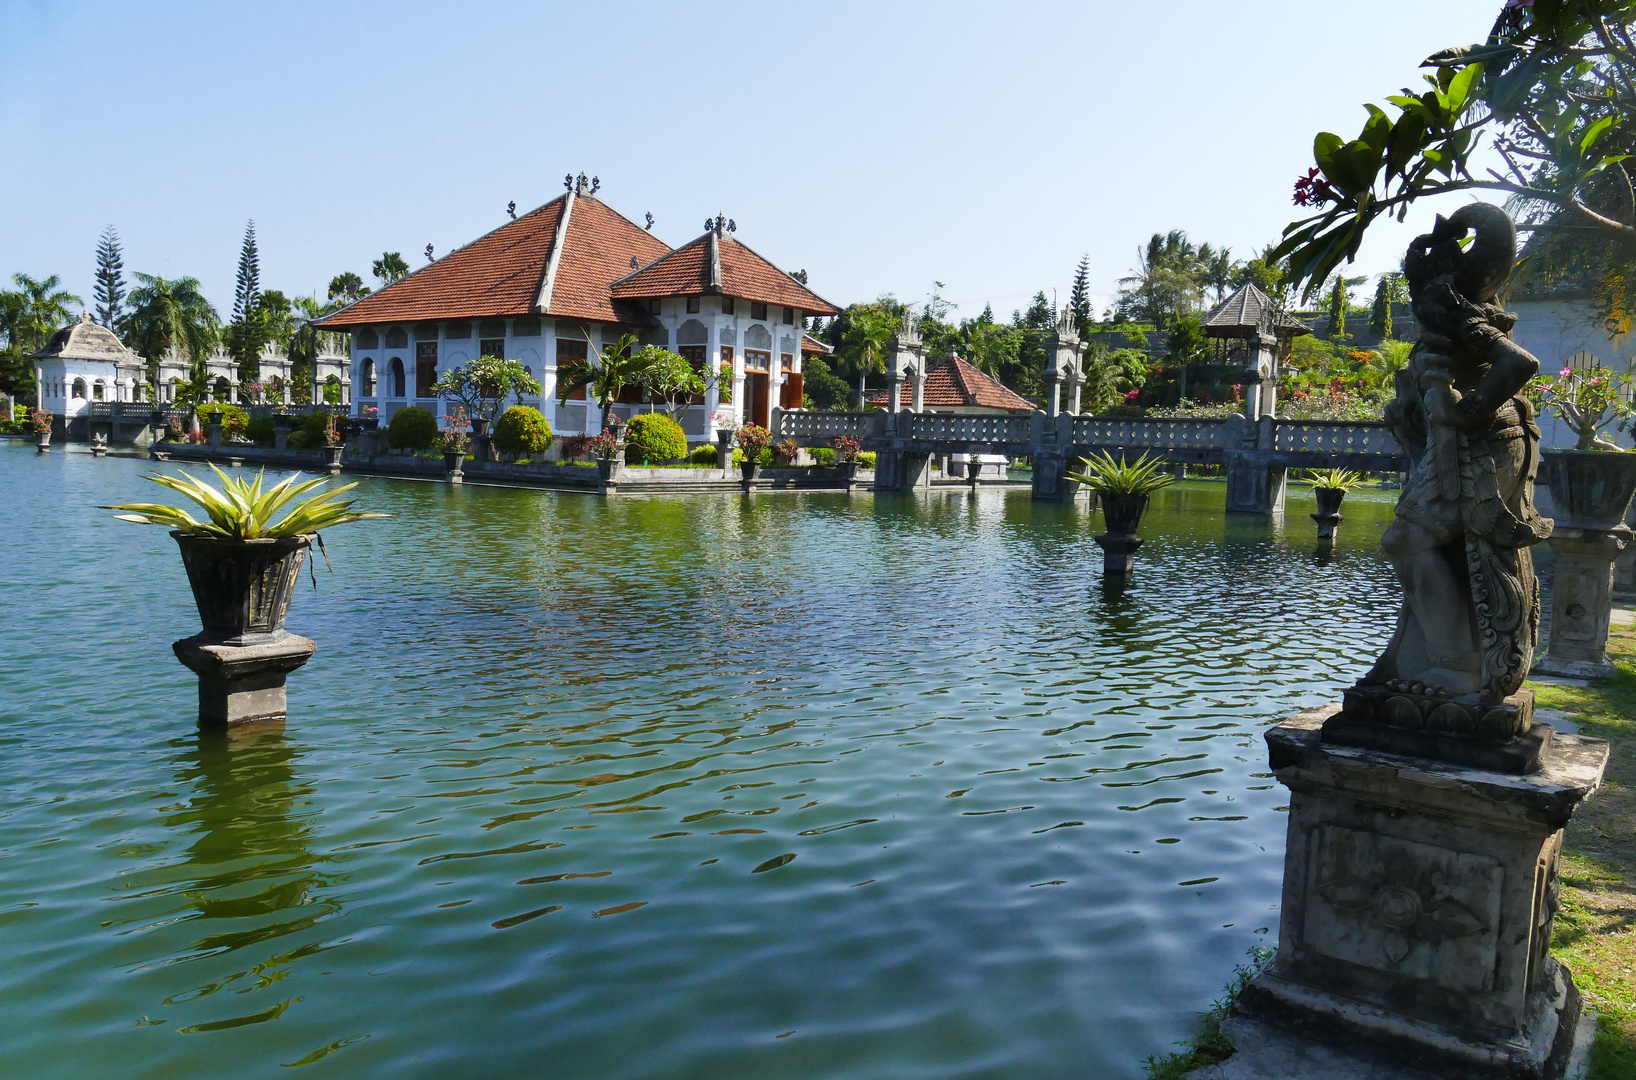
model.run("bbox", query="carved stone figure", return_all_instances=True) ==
[1341,203,1552,751]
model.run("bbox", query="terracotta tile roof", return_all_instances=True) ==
[609,231,840,316]
[317,193,671,330]
[865,355,1036,412]
[801,332,831,355]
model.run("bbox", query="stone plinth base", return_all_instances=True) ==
[1094,533,1141,574]
[1541,527,1630,678]
[173,633,316,726]
[1239,706,1608,1080]
[1532,653,1617,680]
[1190,1011,1596,1079]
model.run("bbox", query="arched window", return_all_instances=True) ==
[214,377,231,402]
[389,358,406,397]
[357,328,380,350]
[71,378,87,399]
[677,319,708,346]
[745,324,772,351]
[385,327,408,349]
[362,359,376,397]
[324,374,342,406]
[92,380,106,401]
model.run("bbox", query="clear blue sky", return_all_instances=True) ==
[1,0,1507,321]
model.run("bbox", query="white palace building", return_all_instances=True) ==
[317,175,840,439]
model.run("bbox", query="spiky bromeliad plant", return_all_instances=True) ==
[1066,452,1177,496]
[103,465,386,544]
[1305,467,1363,492]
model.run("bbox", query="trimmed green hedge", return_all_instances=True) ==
[387,406,436,451]
[689,443,719,465]
[246,416,276,447]
[625,412,687,464]
[495,405,552,455]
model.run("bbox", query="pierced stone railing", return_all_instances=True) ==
[905,412,1033,444]
[773,410,874,441]
[1071,416,1230,450]
[1271,420,1400,456]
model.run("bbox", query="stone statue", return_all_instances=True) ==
[1344,203,1553,745]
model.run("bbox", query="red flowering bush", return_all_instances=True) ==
[735,424,771,455]
[830,435,861,462]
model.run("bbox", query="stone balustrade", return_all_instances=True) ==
[1071,416,1231,450]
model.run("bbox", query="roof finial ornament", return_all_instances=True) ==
[425,243,434,263]
[727,218,736,233]
[645,212,654,231]
[707,214,732,237]
[564,173,574,192]
[590,175,600,194]
[507,200,517,219]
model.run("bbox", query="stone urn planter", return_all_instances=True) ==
[1311,486,1346,541]
[596,452,623,484]
[323,445,344,477]
[1541,448,1636,530]
[471,417,494,463]
[741,461,762,485]
[169,531,318,725]
[1094,493,1148,575]
[173,532,311,644]
[444,451,465,485]
[833,460,859,483]
[1537,449,1636,678]
[35,430,51,453]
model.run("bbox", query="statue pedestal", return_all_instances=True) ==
[1235,706,1606,1080]
[173,633,316,726]
[1536,527,1631,680]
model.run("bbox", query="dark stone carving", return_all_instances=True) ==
[1329,204,1554,770]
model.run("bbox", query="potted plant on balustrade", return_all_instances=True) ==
[736,424,771,482]
[1067,451,1176,575]
[437,409,472,484]
[589,424,626,483]
[1305,467,1361,543]
[1529,366,1636,530]
[831,435,862,481]
[30,409,53,453]
[101,466,386,724]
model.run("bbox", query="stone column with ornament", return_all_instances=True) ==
[1228,205,1606,1080]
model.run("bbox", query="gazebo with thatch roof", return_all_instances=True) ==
[1200,283,1309,421]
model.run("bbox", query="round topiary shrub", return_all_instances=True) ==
[387,406,436,451]
[494,405,552,456]
[624,412,687,464]
[245,415,275,447]
[689,443,718,466]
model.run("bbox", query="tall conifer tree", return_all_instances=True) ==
[1068,255,1092,335]
[93,226,126,329]
[229,221,262,368]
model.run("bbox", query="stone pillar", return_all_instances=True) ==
[1044,368,1062,418]
[910,369,926,414]
[717,427,735,480]
[1235,705,1606,1080]
[273,415,289,452]
[886,367,904,414]
[1537,526,1632,679]
[901,452,932,493]
[208,417,223,447]
[174,635,317,725]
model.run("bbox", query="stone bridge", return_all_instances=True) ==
[770,407,1403,513]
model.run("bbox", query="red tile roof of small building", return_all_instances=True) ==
[609,232,840,316]
[317,193,672,330]
[865,355,1036,412]
[801,332,831,355]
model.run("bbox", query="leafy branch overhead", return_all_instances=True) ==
[1275,1,1636,306]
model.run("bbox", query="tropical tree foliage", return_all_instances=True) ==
[123,273,218,390]
[93,226,126,328]
[372,251,409,286]
[1275,0,1636,325]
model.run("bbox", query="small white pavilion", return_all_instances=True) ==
[31,313,147,417]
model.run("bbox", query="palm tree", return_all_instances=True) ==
[371,252,409,286]
[1198,245,1236,305]
[840,307,897,409]
[11,273,83,352]
[123,273,219,391]
[556,332,653,431]
[328,272,369,304]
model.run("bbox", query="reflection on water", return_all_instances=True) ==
[0,449,1401,1079]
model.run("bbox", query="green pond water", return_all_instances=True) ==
[0,447,1403,1079]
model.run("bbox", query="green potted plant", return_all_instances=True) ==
[1529,366,1636,530]
[102,465,386,645]
[320,413,344,475]
[736,424,772,483]
[1068,452,1176,574]
[831,435,862,481]
[436,409,471,483]
[1305,467,1361,541]
[29,409,52,453]
[588,424,626,483]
